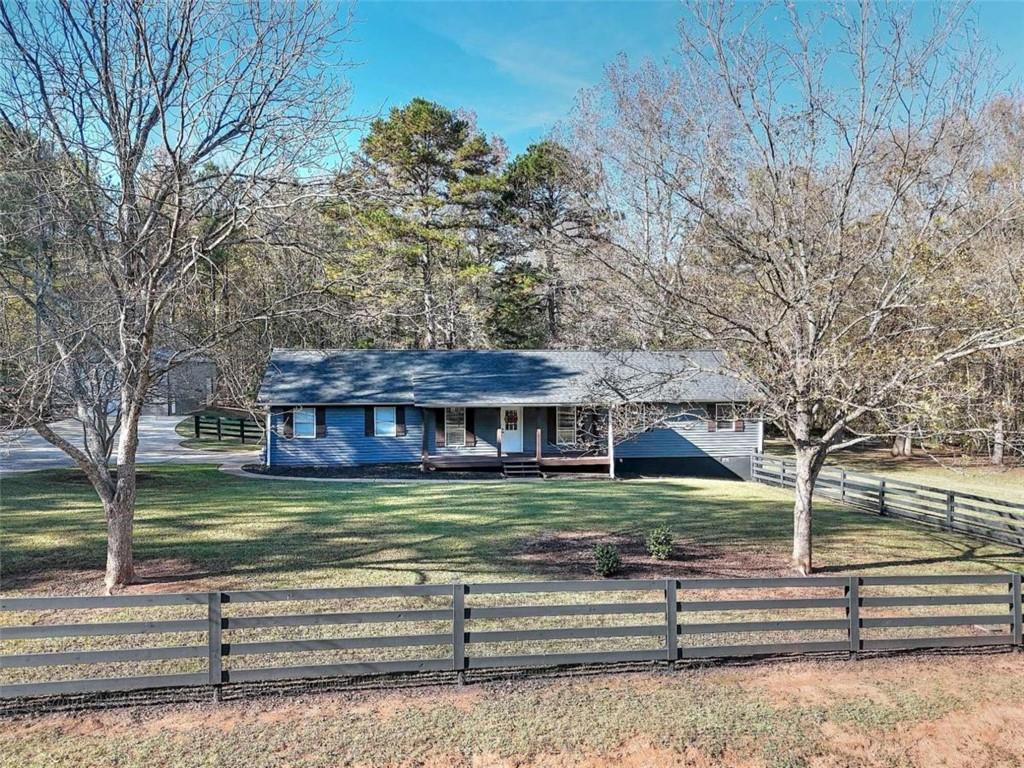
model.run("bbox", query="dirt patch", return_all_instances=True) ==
[906,703,1024,768]
[735,654,1022,710]
[512,530,785,579]
[1,557,211,596]
[48,470,168,487]
[466,741,762,768]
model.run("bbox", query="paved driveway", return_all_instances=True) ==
[0,416,260,475]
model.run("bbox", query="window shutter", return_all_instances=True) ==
[283,409,294,438]
[547,407,557,445]
[707,418,717,432]
[364,407,374,436]
[315,407,327,438]
[434,408,446,447]
[734,418,745,432]
[396,406,407,436]
[465,408,476,447]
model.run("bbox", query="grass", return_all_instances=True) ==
[763,439,1024,499]
[174,413,263,453]
[3,466,1023,764]
[3,654,1023,767]
[4,464,1022,593]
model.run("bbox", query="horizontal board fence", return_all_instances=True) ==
[193,414,263,444]
[2,574,1021,701]
[752,454,1024,549]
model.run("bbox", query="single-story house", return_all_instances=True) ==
[256,348,763,478]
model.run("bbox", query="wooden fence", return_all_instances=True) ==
[2,574,1021,701]
[752,455,1024,549]
[193,414,263,444]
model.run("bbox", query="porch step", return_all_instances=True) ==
[502,458,543,479]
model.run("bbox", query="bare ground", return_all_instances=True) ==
[4,654,1022,768]
[512,530,784,579]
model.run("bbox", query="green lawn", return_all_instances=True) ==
[763,439,1024,499]
[4,464,1022,594]
[174,412,264,452]
[3,465,1023,765]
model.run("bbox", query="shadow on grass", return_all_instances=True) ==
[3,464,1022,592]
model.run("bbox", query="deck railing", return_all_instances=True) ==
[3,574,1021,703]
[752,454,1024,549]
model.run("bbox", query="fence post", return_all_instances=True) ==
[239,420,246,444]
[194,414,201,439]
[878,479,886,515]
[216,417,223,441]
[945,492,955,531]
[452,583,466,683]
[1012,574,1022,650]
[840,469,847,504]
[664,579,678,665]
[207,591,223,700]
[846,577,860,658]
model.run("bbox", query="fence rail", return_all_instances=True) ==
[752,455,1024,549]
[193,414,263,444]
[2,573,1021,701]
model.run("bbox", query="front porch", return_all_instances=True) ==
[423,425,611,476]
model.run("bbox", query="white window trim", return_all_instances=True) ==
[293,408,316,439]
[374,406,397,437]
[444,407,466,447]
[555,406,577,446]
[715,403,739,431]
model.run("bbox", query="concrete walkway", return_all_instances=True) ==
[0,416,260,475]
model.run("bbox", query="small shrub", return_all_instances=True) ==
[593,543,622,577]
[646,526,674,560]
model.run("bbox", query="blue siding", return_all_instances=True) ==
[264,405,763,467]
[617,419,762,459]
[268,406,422,467]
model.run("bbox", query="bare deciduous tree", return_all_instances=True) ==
[0,0,352,590]
[572,1,1024,573]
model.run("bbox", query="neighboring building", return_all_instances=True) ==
[256,349,762,479]
[144,350,218,416]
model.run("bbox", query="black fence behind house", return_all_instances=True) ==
[752,454,1024,549]
[193,414,263,444]
[2,574,1021,703]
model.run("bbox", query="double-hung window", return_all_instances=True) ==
[444,407,466,447]
[293,409,316,439]
[555,406,577,445]
[374,406,397,437]
[715,404,738,431]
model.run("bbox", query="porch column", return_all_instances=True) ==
[607,404,615,479]
[420,407,429,472]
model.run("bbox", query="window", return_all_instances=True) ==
[445,407,466,447]
[293,408,316,439]
[715,403,738,431]
[374,406,397,437]
[555,406,577,445]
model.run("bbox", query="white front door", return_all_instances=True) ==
[500,406,523,453]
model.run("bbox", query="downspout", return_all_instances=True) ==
[265,411,272,467]
[607,404,615,480]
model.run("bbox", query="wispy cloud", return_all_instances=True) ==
[419,11,592,97]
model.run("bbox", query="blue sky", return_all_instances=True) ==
[344,1,1024,158]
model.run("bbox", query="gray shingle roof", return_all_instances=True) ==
[257,349,757,406]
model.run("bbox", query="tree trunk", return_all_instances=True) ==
[104,396,143,591]
[545,248,557,339]
[991,417,1005,465]
[104,496,135,591]
[791,446,816,575]
[890,434,913,457]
